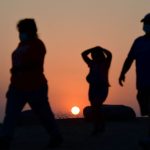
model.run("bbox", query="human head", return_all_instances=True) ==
[141,13,150,34]
[17,18,38,41]
[141,13,150,24]
[91,47,105,62]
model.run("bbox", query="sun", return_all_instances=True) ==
[71,106,80,115]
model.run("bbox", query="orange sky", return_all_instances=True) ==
[0,0,150,121]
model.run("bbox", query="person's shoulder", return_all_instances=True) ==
[35,38,46,48]
[34,38,45,45]
[134,35,146,42]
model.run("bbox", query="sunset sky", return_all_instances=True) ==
[0,0,150,121]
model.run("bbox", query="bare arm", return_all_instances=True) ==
[81,48,93,65]
[119,56,134,86]
[102,48,112,68]
[119,39,137,87]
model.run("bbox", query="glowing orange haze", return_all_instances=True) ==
[0,0,150,121]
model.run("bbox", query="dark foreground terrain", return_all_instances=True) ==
[2,117,149,150]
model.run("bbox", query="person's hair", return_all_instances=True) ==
[91,47,105,62]
[17,18,38,37]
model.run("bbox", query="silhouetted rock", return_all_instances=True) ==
[83,104,136,122]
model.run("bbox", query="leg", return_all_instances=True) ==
[137,89,150,135]
[0,86,26,149]
[137,90,149,116]
[28,86,62,147]
[88,85,108,135]
[137,89,150,149]
[146,93,150,136]
[1,86,26,138]
[90,100,105,136]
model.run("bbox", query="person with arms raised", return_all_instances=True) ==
[119,13,150,148]
[81,46,112,135]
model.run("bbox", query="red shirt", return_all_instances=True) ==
[10,38,47,91]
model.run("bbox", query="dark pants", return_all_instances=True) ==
[137,88,150,136]
[1,85,61,138]
[137,88,150,116]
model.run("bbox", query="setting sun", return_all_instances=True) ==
[71,106,80,115]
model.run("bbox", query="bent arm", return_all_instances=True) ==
[103,48,112,68]
[81,48,93,65]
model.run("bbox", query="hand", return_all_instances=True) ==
[119,74,125,86]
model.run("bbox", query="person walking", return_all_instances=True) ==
[81,46,112,135]
[0,18,63,149]
[119,13,150,148]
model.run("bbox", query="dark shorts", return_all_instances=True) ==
[137,88,150,116]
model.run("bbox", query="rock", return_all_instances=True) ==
[83,104,136,122]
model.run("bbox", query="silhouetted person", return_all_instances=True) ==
[0,18,63,149]
[119,13,150,147]
[81,46,112,135]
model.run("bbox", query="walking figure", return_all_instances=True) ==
[119,13,150,148]
[0,18,63,149]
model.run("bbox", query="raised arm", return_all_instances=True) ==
[81,48,93,65]
[102,48,112,68]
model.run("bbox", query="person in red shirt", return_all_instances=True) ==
[0,18,62,149]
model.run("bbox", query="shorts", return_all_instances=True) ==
[137,88,150,116]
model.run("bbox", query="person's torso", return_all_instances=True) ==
[10,38,47,91]
[86,61,109,86]
[132,36,150,89]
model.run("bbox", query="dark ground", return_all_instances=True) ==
[3,117,150,150]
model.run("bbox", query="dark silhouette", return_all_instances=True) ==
[83,104,136,121]
[119,13,150,147]
[81,46,112,135]
[0,18,63,149]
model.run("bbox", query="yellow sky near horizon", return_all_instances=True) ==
[0,0,150,121]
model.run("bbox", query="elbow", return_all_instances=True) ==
[107,53,112,61]
[81,51,87,58]
[81,52,84,58]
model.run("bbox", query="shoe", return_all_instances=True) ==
[48,135,63,148]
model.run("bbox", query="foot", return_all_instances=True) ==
[48,135,63,148]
